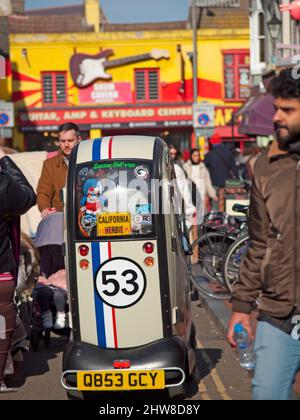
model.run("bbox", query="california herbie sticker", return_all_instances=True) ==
[95,257,147,309]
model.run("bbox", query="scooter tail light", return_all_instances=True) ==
[79,259,89,270]
[78,245,89,257]
[144,257,155,267]
[143,242,154,254]
[113,360,131,369]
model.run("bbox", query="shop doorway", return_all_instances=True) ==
[24,130,90,152]
[101,127,192,155]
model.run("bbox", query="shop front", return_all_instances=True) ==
[18,103,248,153]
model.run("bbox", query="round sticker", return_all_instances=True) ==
[134,166,149,180]
[134,214,143,224]
[81,214,96,233]
[79,167,89,178]
[95,257,147,309]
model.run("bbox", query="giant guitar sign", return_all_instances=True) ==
[70,49,170,88]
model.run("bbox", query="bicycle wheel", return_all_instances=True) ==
[189,231,236,300]
[222,234,250,293]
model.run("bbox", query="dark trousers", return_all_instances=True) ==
[0,281,16,382]
[39,245,65,279]
[37,286,67,313]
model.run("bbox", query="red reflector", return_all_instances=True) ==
[78,245,89,257]
[113,360,131,369]
[143,242,154,254]
[144,257,155,267]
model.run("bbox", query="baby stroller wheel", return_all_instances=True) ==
[44,329,51,348]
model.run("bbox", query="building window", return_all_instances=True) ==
[223,51,250,101]
[42,72,67,105]
[134,69,160,102]
[258,12,266,63]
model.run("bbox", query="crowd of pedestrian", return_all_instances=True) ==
[2,69,300,400]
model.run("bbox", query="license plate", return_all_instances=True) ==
[77,370,165,391]
[97,213,132,237]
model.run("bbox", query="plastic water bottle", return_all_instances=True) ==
[234,324,256,370]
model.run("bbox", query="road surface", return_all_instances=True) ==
[0,299,252,400]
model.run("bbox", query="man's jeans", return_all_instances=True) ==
[253,321,300,400]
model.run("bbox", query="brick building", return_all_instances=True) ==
[3,0,250,152]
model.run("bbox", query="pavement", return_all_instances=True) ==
[0,292,298,400]
[0,300,253,401]
[2,335,68,400]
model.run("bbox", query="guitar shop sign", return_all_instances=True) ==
[18,106,193,131]
[18,105,238,131]
[79,82,132,104]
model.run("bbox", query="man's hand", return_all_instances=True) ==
[41,208,57,218]
[227,312,254,348]
[0,147,6,159]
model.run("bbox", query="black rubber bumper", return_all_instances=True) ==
[63,336,187,386]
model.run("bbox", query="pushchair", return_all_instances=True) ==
[16,232,70,351]
[30,287,70,351]
[29,213,71,350]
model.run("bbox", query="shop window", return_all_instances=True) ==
[134,69,160,102]
[258,12,266,64]
[223,51,250,102]
[42,72,67,106]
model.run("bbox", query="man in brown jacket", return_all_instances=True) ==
[37,122,82,217]
[228,69,300,400]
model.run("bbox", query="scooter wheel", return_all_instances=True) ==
[67,393,82,400]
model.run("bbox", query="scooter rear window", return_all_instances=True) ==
[75,160,155,239]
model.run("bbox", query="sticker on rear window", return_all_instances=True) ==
[134,166,149,180]
[136,204,152,215]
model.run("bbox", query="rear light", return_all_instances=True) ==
[78,245,89,257]
[144,257,155,267]
[113,360,131,369]
[79,259,89,270]
[143,242,154,254]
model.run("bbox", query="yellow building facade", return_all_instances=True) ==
[9,23,250,152]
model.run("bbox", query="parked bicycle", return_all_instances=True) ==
[221,204,249,293]
[189,203,249,300]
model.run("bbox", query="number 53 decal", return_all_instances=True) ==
[95,257,147,308]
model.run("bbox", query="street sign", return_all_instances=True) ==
[191,0,240,7]
[0,102,14,128]
[0,128,12,137]
[193,102,215,129]
[195,128,215,138]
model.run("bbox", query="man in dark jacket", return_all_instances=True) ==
[204,142,239,188]
[0,147,36,392]
[227,69,300,400]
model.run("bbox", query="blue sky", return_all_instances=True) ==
[25,0,190,23]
